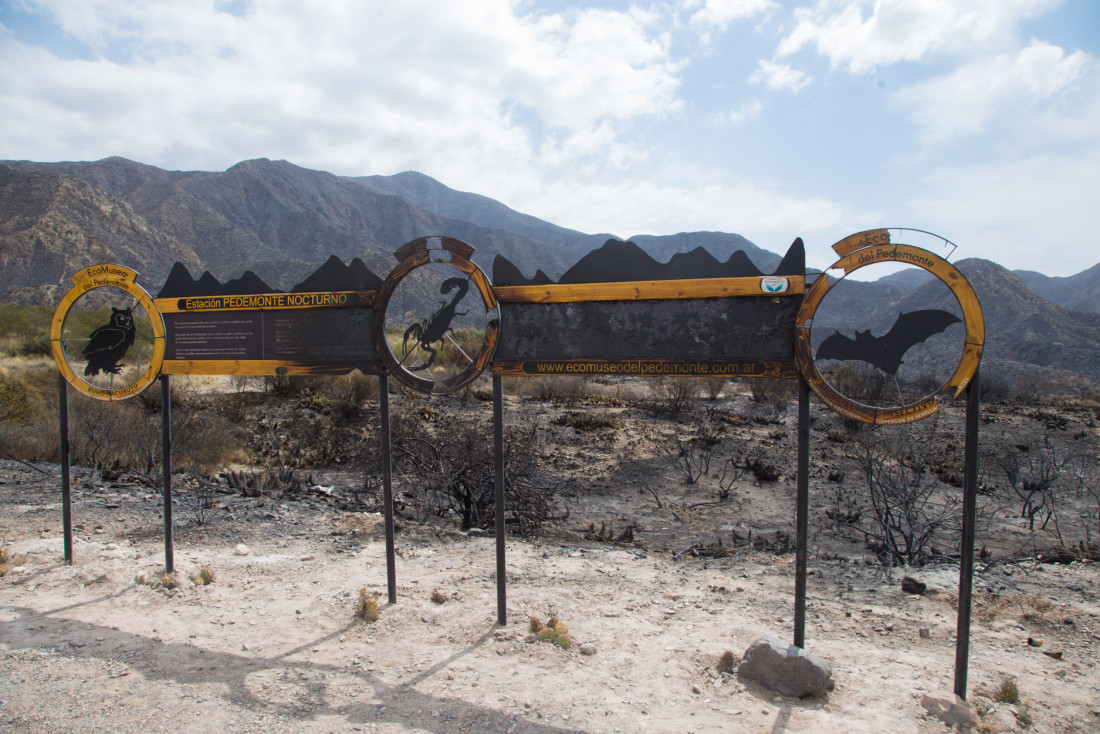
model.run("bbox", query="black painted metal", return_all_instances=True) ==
[380,375,397,604]
[494,376,507,625]
[794,380,810,648]
[495,298,801,363]
[161,375,174,573]
[158,257,383,298]
[59,373,72,564]
[814,309,961,376]
[492,237,806,286]
[954,367,981,700]
[164,308,383,371]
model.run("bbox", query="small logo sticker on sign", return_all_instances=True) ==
[760,276,789,294]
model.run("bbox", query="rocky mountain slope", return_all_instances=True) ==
[0,163,203,304]
[1014,263,1100,315]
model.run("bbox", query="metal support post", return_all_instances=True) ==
[954,367,981,699]
[380,375,397,604]
[161,375,174,573]
[59,374,73,564]
[493,376,507,625]
[794,379,810,648]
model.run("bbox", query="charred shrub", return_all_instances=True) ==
[651,376,700,414]
[746,454,780,483]
[392,407,567,535]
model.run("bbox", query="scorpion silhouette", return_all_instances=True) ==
[400,276,471,372]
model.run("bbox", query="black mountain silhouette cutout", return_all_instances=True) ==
[158,263,276,298]
[492,257,554,286]
[492,238,805,286]
[291,255,383,292]
[158,257,383,298]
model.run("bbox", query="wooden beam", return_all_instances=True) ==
[493,275,805,304]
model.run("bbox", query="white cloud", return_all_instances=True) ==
[526,172,866,246]
[897,39,1090,142]
[777,0,1062,73]
[727,98,764,122]
[686,0,776,43]
[0,0,684,181]
[908,147,1100,274]
[750,59,811,91]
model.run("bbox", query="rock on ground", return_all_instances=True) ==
[736,636,834,698]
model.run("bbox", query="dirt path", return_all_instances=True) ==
[2,463,1099,733]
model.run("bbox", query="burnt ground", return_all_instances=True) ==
[2,379,1099,733]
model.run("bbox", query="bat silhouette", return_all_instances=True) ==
[815,309,961,375]
[83,307,136,376]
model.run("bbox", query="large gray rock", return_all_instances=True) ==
[736,637,834,698]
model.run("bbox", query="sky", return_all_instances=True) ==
[1,0,1097,276]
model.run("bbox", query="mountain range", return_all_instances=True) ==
[2,156,1099,391]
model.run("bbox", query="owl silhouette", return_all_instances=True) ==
[83,307,136,376]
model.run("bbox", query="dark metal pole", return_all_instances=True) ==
[58,374,73,564]
[161,375,174,573]
[493,375,507,625]
[794,379,810,648]
[954,366,981,700]
[380,375,397,604]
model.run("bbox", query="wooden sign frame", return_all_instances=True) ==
[372,236,501,394]
[51,265,166,401]
[795,230,984,425]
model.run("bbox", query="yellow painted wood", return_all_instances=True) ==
[50,264,166,401]
[491,359,800,379]
[794,243,984,424]
[160,360,373,376]
[831,229,891,258]
[493,275,805,304]
[154,291,374,313]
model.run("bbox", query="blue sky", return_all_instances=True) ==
[1,0,1097,276]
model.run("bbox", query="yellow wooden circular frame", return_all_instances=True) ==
[51,265,166,401]
[795,236,984,425]
[372,237,500,393]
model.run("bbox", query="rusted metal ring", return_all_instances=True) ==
[794,236,984,425]
[372,236,499,393]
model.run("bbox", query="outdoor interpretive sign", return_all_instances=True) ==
[151,256,386,377]
[48,227,988,700]
[51,229,984,421]
[490,237,806,381]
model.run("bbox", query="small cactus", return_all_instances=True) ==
[160,574,178,590]
[532,611,575,651]
[194,567,215,585]
[356,588,379,622]
[717,650,737,674]
[995,678,1019,704]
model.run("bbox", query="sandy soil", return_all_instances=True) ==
[2,457,1099,734]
